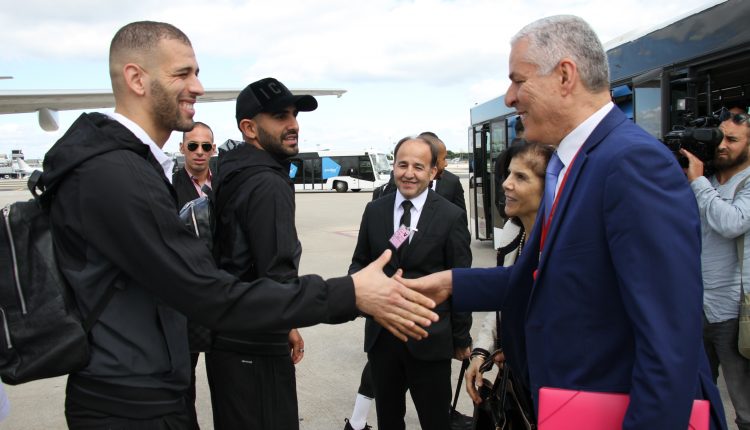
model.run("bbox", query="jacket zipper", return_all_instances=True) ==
[0,307,12,349]
[3,205,27,315]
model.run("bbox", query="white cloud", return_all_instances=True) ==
[0,0,716,159]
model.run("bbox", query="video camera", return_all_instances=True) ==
[663,109,726,168]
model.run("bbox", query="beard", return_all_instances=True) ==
[257,125,299,158]
[151,79,193,132]
[714,146,749,172]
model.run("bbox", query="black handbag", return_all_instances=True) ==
[472,313,535,430]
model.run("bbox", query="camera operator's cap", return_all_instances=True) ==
[235,77,318,126]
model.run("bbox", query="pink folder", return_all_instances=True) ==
[538,387,710,430]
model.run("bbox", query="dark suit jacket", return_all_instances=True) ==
[172,167,211,209]
[452,107,726,429]
[435,169,466,214]
[350,190,472,361]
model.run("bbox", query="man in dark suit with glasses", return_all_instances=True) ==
[174,121,215,205]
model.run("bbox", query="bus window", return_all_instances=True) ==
[358,156,375,182]
[372,153,392,176]
[490,121,506,233]
[633,76,662,139]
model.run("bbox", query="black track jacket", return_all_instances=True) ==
[213,142,302,353]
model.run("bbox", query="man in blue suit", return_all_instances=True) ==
[403,15,727,430]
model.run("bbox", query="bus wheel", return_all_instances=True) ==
[334,181,348,193]
[351,189,361,192]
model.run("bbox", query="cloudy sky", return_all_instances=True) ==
[0,0,716,159]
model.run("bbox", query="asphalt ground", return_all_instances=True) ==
[0,178,739,429]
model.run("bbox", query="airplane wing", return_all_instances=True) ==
[0,88,347,131]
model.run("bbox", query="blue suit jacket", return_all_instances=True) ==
[453,107,727,430]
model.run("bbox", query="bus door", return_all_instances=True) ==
[470,124,492,240]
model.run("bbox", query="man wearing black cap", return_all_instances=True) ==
[209,77,317,429]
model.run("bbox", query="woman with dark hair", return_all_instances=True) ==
[466,140,553,403]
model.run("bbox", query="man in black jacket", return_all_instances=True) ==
[419,131,467,215]
[41,21,437,430]
[349,136,472,430]
[172,121,215,429]
[209,78,312,429]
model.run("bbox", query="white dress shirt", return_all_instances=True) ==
[393,188,429,241]
[109,112,175,183]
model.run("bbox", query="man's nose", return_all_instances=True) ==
[504,85,516,108]
[190,76,205,97]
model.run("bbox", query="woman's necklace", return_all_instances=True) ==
[518,230,526,256]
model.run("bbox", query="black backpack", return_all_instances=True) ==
[0,171,118,384]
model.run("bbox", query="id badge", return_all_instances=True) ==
[389,225,411,249]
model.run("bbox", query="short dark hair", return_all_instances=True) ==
[182,121,214,142]
[418,131,446,154]
[111,21,191,55]
[513,141,555,180]
[418,131,439,140]
[393,136,438,167]
[725,101,749,114]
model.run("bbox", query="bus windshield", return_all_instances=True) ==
[372,153,392,175]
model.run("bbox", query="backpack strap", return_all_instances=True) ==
[735,175,750,301]
[82,276,125,332]
[28,170,44,200]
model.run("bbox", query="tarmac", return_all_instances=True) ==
[0,176,740,429]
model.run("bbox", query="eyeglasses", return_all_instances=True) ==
[186,142,213,152]
[717,108,750,125]
[730,113,750,125]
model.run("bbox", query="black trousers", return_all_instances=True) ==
[66,400,190,430]
[205,350,298,430]
[357,361,376,398]
[368,331,451,430]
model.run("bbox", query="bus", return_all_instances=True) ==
[469,0,750,243]
[289,150,392,192]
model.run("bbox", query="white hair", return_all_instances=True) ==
[511,15,610,92]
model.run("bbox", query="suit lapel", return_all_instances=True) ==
[534,107,627,282]
[380,194,402,265]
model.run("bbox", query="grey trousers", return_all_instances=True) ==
[704,316,750,430]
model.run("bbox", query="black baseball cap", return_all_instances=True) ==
[235,77,318,126]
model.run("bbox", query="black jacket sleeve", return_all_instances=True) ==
[81,151,357,332]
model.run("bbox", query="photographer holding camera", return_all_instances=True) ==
[682,107,750,430]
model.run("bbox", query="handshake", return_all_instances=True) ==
[350,249,454,341]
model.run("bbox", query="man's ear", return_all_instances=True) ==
[558,58,578,96]
[122,63,147,96]
[239,118,258,140]
[429,165,438,181]
[178,142,186,155]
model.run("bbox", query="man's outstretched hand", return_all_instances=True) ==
[351,250,438,342]
[395,269,453,307]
